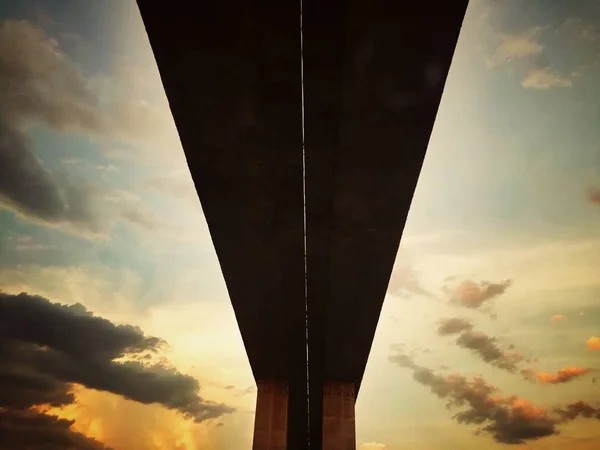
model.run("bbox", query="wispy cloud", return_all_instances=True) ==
[521,67,577,89]
[560,18,600,43]
[537,367,590,384]
[387,250,433,298]
[549,314,567,324]
[487,27,545,66]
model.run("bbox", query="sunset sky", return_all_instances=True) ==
[1,0,600,449]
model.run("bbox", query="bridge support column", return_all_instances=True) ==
[252,381,289,450]
[322,382,356,450]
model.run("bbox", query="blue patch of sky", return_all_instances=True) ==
[408,6,600,239]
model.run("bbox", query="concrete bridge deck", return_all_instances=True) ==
[137,1,468,448]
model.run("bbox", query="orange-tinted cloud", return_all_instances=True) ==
[586,188,600,205]
[0,408,111,449]
[389,353,558,444]
[549,314,567,323]
[587,336,600,350]
[0,292,234,448]
[449,279,512,309]
[537,367,590,384]
[47,388,226,450]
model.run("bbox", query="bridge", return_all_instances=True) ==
[136,1,468,449]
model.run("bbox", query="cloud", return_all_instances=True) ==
[556,401,600,421]
[521,67,576,89]
[586,188,600,205]
[549,314,567,324]
[0,18,177,149]
[387,252,432,298]
[0,121,96,232]
[587,336,600,350]
[437,317,473,336]
[455,330,525,373]
[537,367,590,384]
[0,408,112,450]
[447,279,512,309]
[0,20,103,131]
[0,116,158,236]
[436,319,530,374]
[487,27,545,66]
[486,23,589,90]
[389,353,558,444]
[0,19,167,236]
[9,235,53,252]
[141,172,199,204]
[0,292,234,422]
[360,443,387,450]
[560,18,600,43]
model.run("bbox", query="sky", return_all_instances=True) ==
[0,0,600,449]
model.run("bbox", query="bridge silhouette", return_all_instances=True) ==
[137,2,467,448]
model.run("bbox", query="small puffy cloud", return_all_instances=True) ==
[549,314,567,324]
[586,188,600,205]
[521,67,576,89]
[487,27,545,66]
[587,336,600,350]
[437,317,473,336]
[537,367,590,384]
[448,279,512,309]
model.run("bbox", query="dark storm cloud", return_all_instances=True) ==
[0,292,234,422]
[0,19,159,235]
[446,279,512,309]
[0,366,74,410]
[389,353,559,444]
[0,409,112,450]
[437,317,473,336]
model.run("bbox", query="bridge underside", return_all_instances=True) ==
[137,1,468,449]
